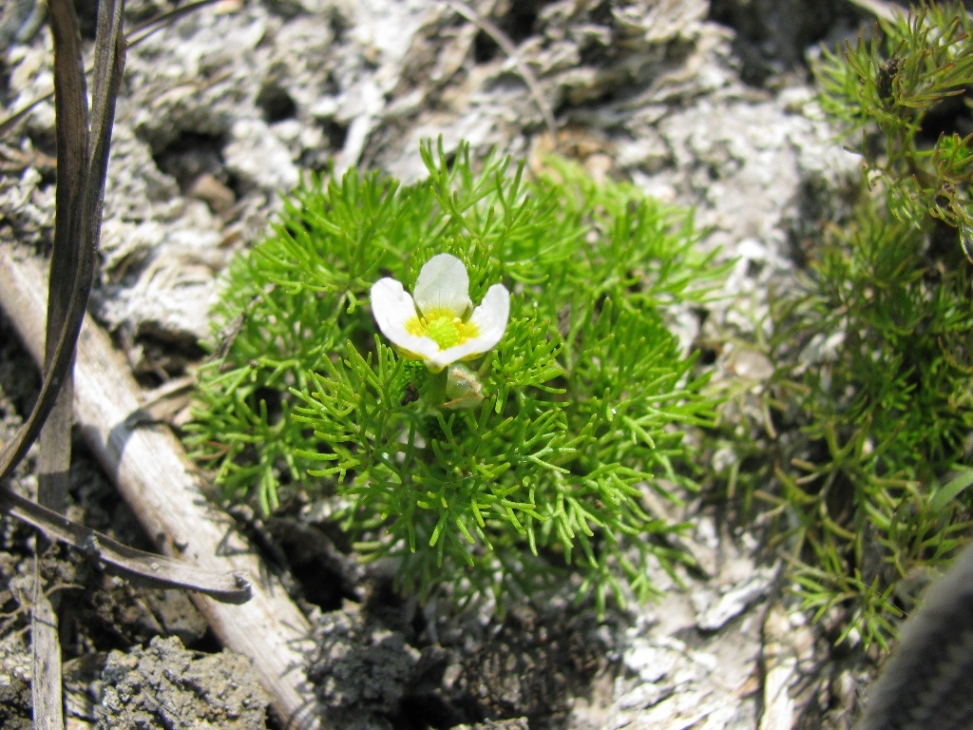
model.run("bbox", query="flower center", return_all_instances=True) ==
[406,307,480,350]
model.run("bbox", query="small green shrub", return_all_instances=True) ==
[184,140,727,612]
[816,0,973,252]
[771,204,973,648]
[718,1,973,648]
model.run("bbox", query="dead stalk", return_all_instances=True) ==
[0,246,327,730]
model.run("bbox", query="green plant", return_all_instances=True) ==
[726,1,973,649]
[816,0,973,253]
[775,207,973,649]
[184,140,728,612]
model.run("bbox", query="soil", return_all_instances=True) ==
[0,0,909,728]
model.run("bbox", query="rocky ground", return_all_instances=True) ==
[0,0,903,728]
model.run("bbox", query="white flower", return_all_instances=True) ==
[370,253,510,372]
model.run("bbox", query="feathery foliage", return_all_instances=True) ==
[816,0,973,253]
[184,140,726,612]
[721,1,973,648]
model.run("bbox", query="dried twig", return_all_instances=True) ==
[0,245,326,730]
[30,573,61,730]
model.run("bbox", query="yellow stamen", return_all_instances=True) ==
[406,307,480,350]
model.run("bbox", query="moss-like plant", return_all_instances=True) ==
[184,140,727,612]
[769,205,973,648]
[713,1,973,649]
[816,0,973,254]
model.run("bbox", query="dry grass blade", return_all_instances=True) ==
[81,0,125,244]
[124,0,224,46]
[0,0,252,604]
[0,486,253,602]
[0,0,104,483]
[0,0,316,721]
[31,0,101,725]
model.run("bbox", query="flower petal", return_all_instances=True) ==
[468,283,511,351]
[422,284,511,369]
[412,253,472,317]
[370,278,443,362]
